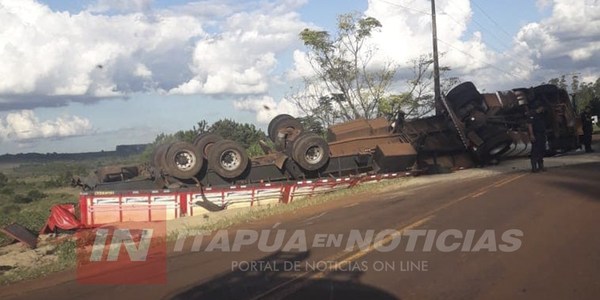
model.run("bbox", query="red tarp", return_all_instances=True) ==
[40,204,82,234]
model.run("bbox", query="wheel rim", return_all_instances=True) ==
[305,145,323,165]
[489,145,506,156]
[488,141,511,156]
[220,150,241,171]
[174,151,196,171]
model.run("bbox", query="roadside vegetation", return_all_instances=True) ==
[167,177,411,240]
[140,118,274,161]
[0,156,144,285]
[0,157,141,247]
[0,239,76,285]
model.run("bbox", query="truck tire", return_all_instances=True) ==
[152,144,170,171]
[268,114,293,140]
[474,128,512,163]
[193,133,223,159]
[446,82,484,118]
[291,132,330,171]
[164,142,203,179]
[268,114,303,144]
[208,139,249,179]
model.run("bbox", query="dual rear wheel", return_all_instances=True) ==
[152,142,203,179]
[153,134,250,180]
[268,114,330,172]
[153,114,330,180]
[194,133,249,179]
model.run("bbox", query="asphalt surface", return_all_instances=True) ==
[2,160,600,300]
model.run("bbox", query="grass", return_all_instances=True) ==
[168,177,411,240]
[0,156,144,246]
[0,157,139,285]
[0,191,79,246]
[0,239,76,285]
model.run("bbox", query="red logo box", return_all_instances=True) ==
[76,220,167,285]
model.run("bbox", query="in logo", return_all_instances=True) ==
[76,220,167,284]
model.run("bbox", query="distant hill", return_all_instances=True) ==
[0,144,149,163]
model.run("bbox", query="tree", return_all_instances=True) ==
[378,54,460,120]
[546,75,600,114]
[292,13,459,126]
[293,12,396,126]
[297,115,326,137]
[141,119,267,161]
[208,119,266,150]
[152,120,209,146]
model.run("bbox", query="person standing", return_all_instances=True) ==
[528,105,547,172]
[580,106,594,153]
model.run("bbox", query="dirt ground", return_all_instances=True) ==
[0,234,70,279]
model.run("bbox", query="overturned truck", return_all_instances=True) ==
[444,82,579,160]
[87,114,419,190]
[80,82,580,191]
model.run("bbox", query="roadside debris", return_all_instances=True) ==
[0,224,38,249]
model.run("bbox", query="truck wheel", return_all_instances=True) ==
[208,139,249,179]
[164,142,203,179]
[152,144,170,171]
[193,133,223,159]
[475,129,512,163]
[446,82,484,117]
[291,132,330,171]
[268,114,303,144]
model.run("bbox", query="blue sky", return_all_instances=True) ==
[0,0,598,154]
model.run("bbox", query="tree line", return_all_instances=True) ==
[546,75,600,114]
[290,12,459,126]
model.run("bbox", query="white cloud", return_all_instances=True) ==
[0,0,310,111]
[0,110,93,141]
[287,0,509,91]
[169,2,308,95]
[351,0,599,91]
[233,96,299,124]
[134,63,153,78]
[286,49,314,80]
[0,0,204,105]
[364,0,481,69]
[88,0,153,13]
[514,0,600,82]
[536,0,553,10]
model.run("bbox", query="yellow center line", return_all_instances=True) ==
[311,215,433,280]
[494,173,527,188]
[471,191,488,198]
[471,173,528,198]
[255,172,527,300]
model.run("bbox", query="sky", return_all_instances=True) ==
[0,0,598,154]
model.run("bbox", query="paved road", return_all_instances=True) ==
[2,161,600,300]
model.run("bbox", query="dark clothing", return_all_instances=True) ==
[581,111,594,152]
[582,133,593,152]
[528,112,547,172]
[394,111,405,133]
[581,111,594,134]
[531,134,546,164]
[529,112,546,134]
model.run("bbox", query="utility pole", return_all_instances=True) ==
[431,0,441,104]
